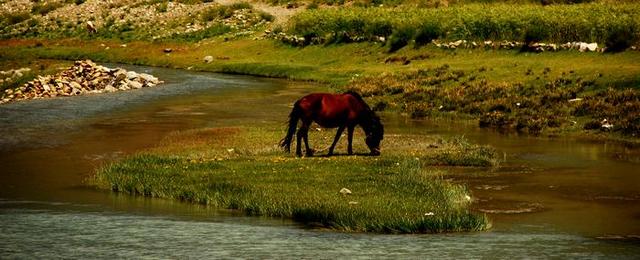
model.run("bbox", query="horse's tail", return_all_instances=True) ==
[279,100,301,152]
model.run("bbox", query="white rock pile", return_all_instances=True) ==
[1,60,163,104]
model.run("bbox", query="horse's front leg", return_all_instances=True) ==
[302,127,314,157]
[347,126,355,155]
[327,126,345,156]
[296,127,305,157]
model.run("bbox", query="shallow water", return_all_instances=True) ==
[1,65,639,258]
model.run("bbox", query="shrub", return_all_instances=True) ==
[365,20,393,39]
[31,2,63,16]
[201,2,253,22]
[605,26,637,53]
[2,12,31,25]
[307,2,319,9]
[157,2,168,12]
[259,11,275,22]
[388,26,414,52]
[414,22,441,47]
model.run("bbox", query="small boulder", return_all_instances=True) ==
[126,71,138,80]
[86,21,96,33]
[339,188,352,195]
[204,55,214,63]
[138,73,158,83]
[103,85,118,93]
[128,80,143,89]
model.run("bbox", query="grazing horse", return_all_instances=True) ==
[279,91,384,156]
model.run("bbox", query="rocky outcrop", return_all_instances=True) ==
[1,60,163,104]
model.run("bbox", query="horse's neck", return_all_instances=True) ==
[358,112,374,132]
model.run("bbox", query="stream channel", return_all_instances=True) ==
[1,64,639,258]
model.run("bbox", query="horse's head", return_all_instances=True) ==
[364,114,384,156]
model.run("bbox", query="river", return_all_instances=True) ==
[1,65,639,258]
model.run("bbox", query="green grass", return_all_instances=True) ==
[92,126,493,233]
[168,24,233,42]
[346,52,640,136]
[286,3,640,50]
[201,2,253,21]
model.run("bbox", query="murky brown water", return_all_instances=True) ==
[387,117,640,239]
[1,65,639,258]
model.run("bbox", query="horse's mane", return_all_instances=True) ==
[344,91,372,111]
[344,90,364,101]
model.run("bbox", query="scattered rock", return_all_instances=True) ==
[163,48,173,53]
[138,73,158,83]
[86,21,96,33]
[126,71,139,80]
[339,188,352,195]
[128,80,143,89]
[601,119,614,130]
[103,85,118,93]
[203,55,214,63]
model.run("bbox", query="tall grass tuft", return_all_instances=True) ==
[388,26,414,52]
[285,3,640,46]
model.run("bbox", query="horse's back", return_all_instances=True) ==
[297,93,365,127]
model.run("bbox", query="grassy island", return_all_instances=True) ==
[93,127,495,233]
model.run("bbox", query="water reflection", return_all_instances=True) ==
[2,201,639,259]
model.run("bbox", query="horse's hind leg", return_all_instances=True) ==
[296,127,304,157]
[296,121,314,157]
[327,126,345,156]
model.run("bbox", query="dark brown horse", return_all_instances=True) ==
[279,91,384,156]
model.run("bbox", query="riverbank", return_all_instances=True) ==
[2,37,639,142]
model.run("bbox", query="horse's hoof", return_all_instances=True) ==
[306,149,315,157]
